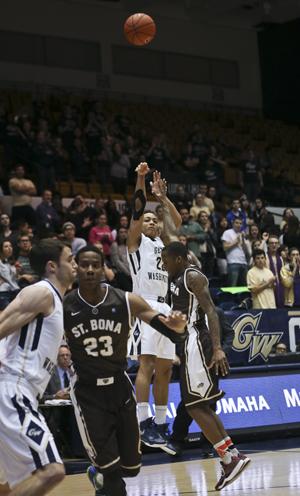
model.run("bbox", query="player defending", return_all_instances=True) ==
[63,246,187,496]
[0,239,77,496]
[162,242,251,491]
[127,162,181,450]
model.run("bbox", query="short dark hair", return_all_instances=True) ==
[162,242,188,259]
[29,239,67,277]
[144,209,156,216]
[253,249,266,259]
[75,245,104,266]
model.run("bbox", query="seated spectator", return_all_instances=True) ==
[266,235,285,308]
[226,199,247,231]
[281,247,300,307]
[9,164,36,227]
[110,228,132,291]
[179,208,206,262]
[16,234,37,286]
[190,193,211,220]
[178,234,202,268]
[62,222,86,256]
[222,218,249,286]
[66,195,96,240]
[89,213,115,257]
[274,342,287,355]
[36,189,61,235]
[170,185,192,211]
[247,249,276,309]
[0,240,19,310]
[0,213,13,244]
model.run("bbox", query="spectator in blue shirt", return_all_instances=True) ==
[226,199,247,231]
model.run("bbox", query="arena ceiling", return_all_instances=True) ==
[69,0,300,29]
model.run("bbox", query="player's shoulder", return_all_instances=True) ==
[63,289,78,305]
[106,284,127,302]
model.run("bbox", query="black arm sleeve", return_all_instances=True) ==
[149,314,187,344]
[132,189,146,220]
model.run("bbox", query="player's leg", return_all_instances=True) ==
[8,464,65,496]
[165,399,193,456]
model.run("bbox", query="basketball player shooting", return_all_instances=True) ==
[63,245,187,496]
[162,242,251,491]
[0,239,77,496]
[127,162,182,453]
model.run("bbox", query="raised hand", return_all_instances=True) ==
[158,310,187,333]
[150,170,168,200]
[135,162,150,176]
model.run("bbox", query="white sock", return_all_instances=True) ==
[155,405,167,425]
[137,402,151,423]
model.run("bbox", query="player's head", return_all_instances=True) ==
[162,242,189,277]
[29,239,77,287]
[75,245,105,288]
[142,210,159,239]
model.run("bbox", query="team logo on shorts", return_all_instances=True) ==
[26,421,44,445]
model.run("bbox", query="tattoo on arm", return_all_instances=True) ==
[186,270,222,350]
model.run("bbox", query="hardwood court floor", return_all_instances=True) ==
[49,448,300,496]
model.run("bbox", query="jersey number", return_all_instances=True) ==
[156,256,165,271]
[83,336,113,357]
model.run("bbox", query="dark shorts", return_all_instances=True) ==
[180,324,224,408]
[72,372,141,475]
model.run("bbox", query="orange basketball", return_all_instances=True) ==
[124,13,156,46]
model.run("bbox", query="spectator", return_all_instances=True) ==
[181,142,200,174]
[239,149,263,202]
[0,240,19,310]
[105,199,120,230]
[281,247,300,307]
[280,208,295,232]
[16,234,37,286]
[155,204,164,236]
[66,195,96,240]
[215,216,229,281]
[190,193,210,220]
[222,218,249,286]
[226,199,247,231]
[118,214,129,229]
[178,234,202,268]
[147,134,170,174]
[245,224,268,257]
[266,235,285,308]
[0,213,13,244]
[274,343,287,355]
[32,131,56,193]
[89,213,115,257]
[247,249,276,309]
[178,208,205,261]
[110,142,131,194]
[170,185,192,211]
[71,138,91,182]
[36,190,60,235]
[62,222,86,256]
[197,211,217,278]
[278,244,289,264]
[9,164,36,227]
[110,228,132,291]
[252,197,265,228]
[202,156,224,189]
[283,216,300,249]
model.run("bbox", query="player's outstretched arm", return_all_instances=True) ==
[0,286,53,339]
[186,270,229,377]
[128,292,187,343]
[127,162,149,253]
[151,171,181,245]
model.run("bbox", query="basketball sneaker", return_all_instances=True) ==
[215,453,250,491]
[87,465,106,496]
[140,417,167,447]
[155,423,182,456]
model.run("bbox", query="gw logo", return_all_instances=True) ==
[232,313,283,362]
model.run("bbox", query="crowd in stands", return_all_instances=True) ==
[0,93,300,312]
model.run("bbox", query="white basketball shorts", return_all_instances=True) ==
[0,378,62,488]
[128,299,175,360]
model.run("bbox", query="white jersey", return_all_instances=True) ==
[127,233,168,299]
[0,280,64,397]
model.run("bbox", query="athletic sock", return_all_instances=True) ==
[213,439,233,465]
[225,436,239,456]
[155,405,167,425]
[137,403,151,423]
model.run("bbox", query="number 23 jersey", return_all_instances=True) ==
[64,285,131,383]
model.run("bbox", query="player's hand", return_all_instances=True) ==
[158,311,187,333]
[208,348,229,377]
[135,162,150,176]
[150,170,167,200]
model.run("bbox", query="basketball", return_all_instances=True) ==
[124,13,156,46]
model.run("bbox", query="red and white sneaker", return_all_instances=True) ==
[215,454,250,491]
